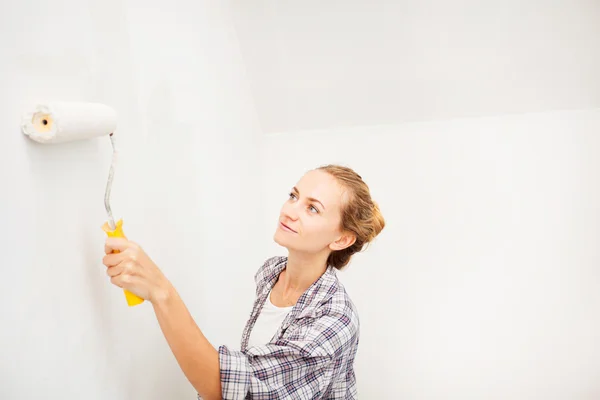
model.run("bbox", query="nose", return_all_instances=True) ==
[281,201,299,221]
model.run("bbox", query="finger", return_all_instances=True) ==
[109,276,146,301]
[106,264,124,278]
[105,237,131,254]
[110,273,138,289]
[102,253,124,267]
[120,261,138,277]
[108,260,138,279]
[110,275,125,289]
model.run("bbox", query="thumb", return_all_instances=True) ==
[105,237,131,254]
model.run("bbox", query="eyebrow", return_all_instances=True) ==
[293,187,326,210]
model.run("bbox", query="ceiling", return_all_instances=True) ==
[230,0,600,134]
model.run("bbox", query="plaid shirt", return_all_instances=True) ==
[200,256,360,399]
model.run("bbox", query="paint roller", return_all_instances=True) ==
[20,101,144,307]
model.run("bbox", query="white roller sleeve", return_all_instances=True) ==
[21,102,118,144]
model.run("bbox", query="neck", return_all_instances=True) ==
[280,250,330,293]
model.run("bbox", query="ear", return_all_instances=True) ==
[329,232,356,252]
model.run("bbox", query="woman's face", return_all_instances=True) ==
[274,169,355,255]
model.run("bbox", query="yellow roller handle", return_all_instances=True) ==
[102,219,145,307]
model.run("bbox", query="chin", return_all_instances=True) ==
[273,229,299,251]
[273,230,288,247]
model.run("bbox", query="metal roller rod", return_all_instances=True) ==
[104,133,117,231]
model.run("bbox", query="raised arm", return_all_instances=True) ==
[103,237,222,399]
[153,288,222,399]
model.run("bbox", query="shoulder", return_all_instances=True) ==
[285,274,360,359]
[254,255,287,290]
[311,268,360,332]
[314,281,360,355]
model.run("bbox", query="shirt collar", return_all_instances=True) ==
[260,256,339,315]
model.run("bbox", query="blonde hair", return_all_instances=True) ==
[317,164,385,270]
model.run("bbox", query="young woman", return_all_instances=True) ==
[102,164,385,399]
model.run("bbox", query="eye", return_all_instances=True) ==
[288,192,297,200]
[309,205,319,214]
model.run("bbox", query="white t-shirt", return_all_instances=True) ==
[247,289,294,348]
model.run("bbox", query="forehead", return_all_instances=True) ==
[295,170,346,209]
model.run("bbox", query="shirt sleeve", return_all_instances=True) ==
[217,312,356,399]
[218,344,334,399]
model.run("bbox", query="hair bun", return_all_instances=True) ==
[317,164,385,269]
[368,201,385,242]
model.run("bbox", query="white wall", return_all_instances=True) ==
[0,0,261,399]
[4,1,600,399]
[260,108,600,399]
[232,0,600,133]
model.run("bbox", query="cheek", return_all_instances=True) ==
[303,217,338,241]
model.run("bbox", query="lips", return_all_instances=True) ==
[280,221,297,233]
